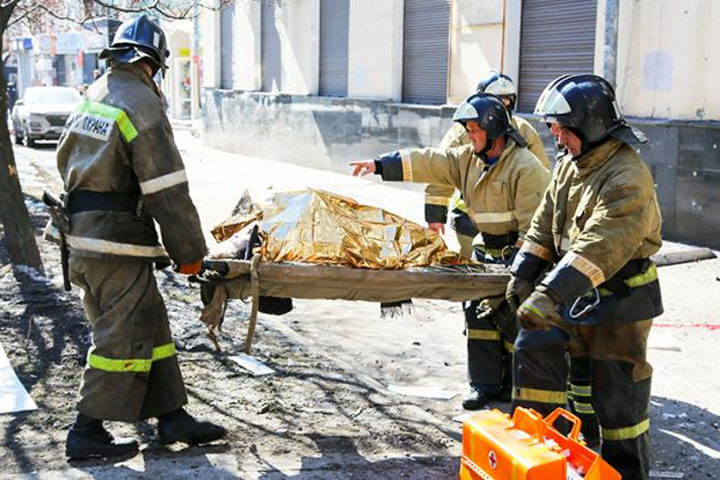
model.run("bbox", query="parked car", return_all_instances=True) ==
[11,86,81,147]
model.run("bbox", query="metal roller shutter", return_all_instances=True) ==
[220,3,235,90]
[262,0,282,92]
[517,0,597,112]
[402,0,451,105]
[319,0,349,96]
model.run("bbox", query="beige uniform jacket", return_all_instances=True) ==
[425,117,550,223]
[377,140,550,248]
[56,63,206,265]
[511,138,663,324]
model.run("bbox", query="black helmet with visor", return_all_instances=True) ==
[100,14,170,77]
[534,74,647,152]
[453,93,527,152]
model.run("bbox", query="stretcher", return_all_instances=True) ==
[197,258,511,353]
[460,407,620,480]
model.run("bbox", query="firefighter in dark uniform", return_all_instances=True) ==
[56,15,226,459]
[507,74,662,479]
[424,70,550,259]
[351,93,550,410]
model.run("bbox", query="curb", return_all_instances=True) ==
[652,247,717,267]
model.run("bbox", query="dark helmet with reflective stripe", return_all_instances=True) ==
[476,70,517,110]
[534,74,647,149]
[100,14,170,76]
[453,93,526,146]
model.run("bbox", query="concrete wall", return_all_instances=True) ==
[347,0,404,101]
[203,90,454,172]
[616,0,720,120]
[448,0,505,104]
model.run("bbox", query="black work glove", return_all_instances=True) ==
[505,275,535,313]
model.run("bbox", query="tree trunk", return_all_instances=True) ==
[0,8,44,272]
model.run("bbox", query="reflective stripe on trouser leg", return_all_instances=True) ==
[465,301,502,388]
[511,327,569,416]
[593,359,652,480]
[71,256,188,422]
[570,355,599,443]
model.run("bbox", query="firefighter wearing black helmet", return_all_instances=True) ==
[351,93,550,410]
[507,74,662,480]
[424,70,550,259]
[56,15,226,459]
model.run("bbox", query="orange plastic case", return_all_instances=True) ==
[459,407,621,480]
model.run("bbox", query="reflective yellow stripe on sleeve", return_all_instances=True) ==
[601,418,650,441]
[425,195,451,206]
[504,341,515,353]
[519,240,554,262]
[513,386,567,404]
[399,149,413,181]
[88,343,177,372]
[559,251,606,287]
[467,329,501,341]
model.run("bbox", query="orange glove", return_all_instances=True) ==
[428,222,446,234]
[175,260,203,275]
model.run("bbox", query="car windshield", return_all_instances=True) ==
[23,87,81,105]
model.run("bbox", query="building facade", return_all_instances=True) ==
[200,0,720,249]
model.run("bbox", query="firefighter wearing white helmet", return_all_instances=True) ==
[351,93,550,410]
[424,70,550,259]
[508,74,662,479]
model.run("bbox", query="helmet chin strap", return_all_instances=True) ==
[474,137,496,160]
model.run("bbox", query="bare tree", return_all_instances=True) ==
[0,0,231,272]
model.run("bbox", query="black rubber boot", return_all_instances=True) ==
[157,409,227,446]
[65,414,139,460]
[462,389,499,410]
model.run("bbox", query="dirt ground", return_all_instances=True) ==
[0,193,460,478]
[1,140,719,478]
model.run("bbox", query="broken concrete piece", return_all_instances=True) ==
[229,354,275,376]
[387,384,458,400]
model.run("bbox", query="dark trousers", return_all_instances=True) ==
[465,299,518,394]
[70,255,187,422]
[512,320,653,480]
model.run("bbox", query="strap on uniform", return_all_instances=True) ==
[597,258,652,297]
[67,190,138,214]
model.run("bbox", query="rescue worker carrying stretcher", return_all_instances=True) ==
[351,93,550,410]
[54,15,226,459]
[424,70,551,259]
[507,74,662,480]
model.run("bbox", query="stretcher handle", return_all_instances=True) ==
[545,407,582,441]
[202,260,230,277]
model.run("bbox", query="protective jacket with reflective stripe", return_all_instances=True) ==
[377,140,550,243]
[511,138,663,324]
[424,116,550,223]
[56,63,206,264]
